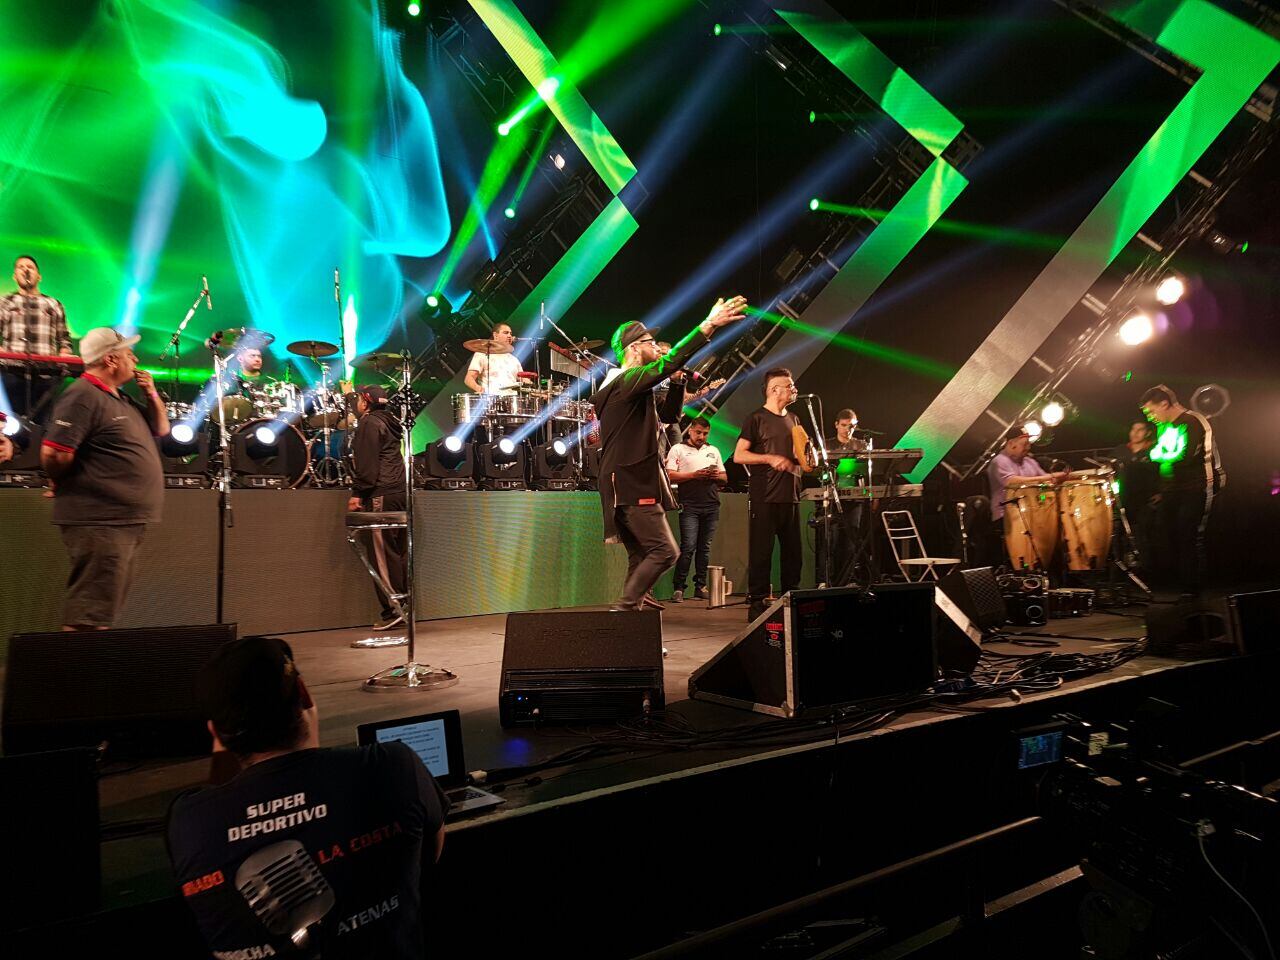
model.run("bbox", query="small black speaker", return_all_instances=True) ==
[940,567,1007,631]
[689,585,937,717]
[2,623,236,757]
[999,573,1048,626]
[0,747,99,930]
[500,610,664,726]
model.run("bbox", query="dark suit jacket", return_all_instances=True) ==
[589,327,710,541]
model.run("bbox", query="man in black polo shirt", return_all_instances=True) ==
[347,385,407,630]
[168,635,448,960]
[41,327,168,630]
[734,367,803,621]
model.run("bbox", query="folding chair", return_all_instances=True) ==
[881,509,960,582]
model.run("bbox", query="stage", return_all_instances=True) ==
[11,594,1280,958]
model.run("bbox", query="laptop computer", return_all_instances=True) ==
[356,709,505,818]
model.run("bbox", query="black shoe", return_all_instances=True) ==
[747,603,767,622]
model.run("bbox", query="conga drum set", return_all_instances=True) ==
[1004,468,1116,573]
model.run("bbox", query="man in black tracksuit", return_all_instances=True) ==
[590,296,745,611]
[348,385,406,629]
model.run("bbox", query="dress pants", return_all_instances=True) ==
[747,500,801,605]
[615,503,679,610]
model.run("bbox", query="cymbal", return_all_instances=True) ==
[570,338,604,351]
[352,352,404,373]
[223,327,276,347]
[463,338,513,355]
[286,339,339,359]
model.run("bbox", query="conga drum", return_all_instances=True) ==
[1003,483,1059,571]
[1059,478,1113,571]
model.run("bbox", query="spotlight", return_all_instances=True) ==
[415,437,476,490]
[1041,401,1065,427]
[808,109,816,124]
[171,423,196,444]
[1206,230,1245,254]
[1118,313,1154,346]
[1023,420,1043,441]
[254,425,278,445]
[444,435,463,453]
[1,415,19,437]
[498,437,516,456]
[477,438,526,490]
[530,437,576,490]
[809,198,820,211]
[537,77,559,99]
[1155,275,1186,305]
[426,294,439,308]
[504,207,516,219]
[498,122,510,137]
[422,293,453,321]
[552,153,565,170]
[552,438,568,458]
[713,22,722,36]
[407,1,421,15]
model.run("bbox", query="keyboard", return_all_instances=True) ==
[801,484,923,500]
[0,351,84,375]
[447,786,491,803]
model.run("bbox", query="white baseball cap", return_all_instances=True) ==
[79,327,141,365]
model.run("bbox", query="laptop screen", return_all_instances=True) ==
[356,709,466,789]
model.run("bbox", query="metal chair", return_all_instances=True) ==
[881,509,960,582]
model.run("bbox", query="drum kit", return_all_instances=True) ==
[169,329,356,488]
[450,336,603,445]
[1004,467,1117,573]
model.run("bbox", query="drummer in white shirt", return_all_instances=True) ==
[464,322,524,394]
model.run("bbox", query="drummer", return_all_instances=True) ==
[984,427,1069,567]
[463,322,522,394]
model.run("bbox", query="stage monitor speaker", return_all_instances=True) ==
[0,747,99,930]
[500,610,664,726]
[688,584,937,718]
[1145,600,1230,659]
[939,566,1007,630]
[1227,589,1280,656]
[2,623,237,758]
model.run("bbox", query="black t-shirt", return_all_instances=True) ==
[738,408,801,503]
[1110,442,1158,509]
[43,375,164,525]
[1153,412,1211,493]
[167,744,447,960]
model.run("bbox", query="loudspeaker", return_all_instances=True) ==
[1227,589,1280,656]
[939,566,1007,630]
[2,623,236,757]
[0,747,99,930]
[998,573,1048,626]
[500,610,664,726]
[1145,599,1230,658]
[689,584,937,718]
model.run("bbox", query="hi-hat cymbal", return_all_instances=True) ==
[463,338,513,355]
[571,338,604,351]
[352,352,405,373]
[223,327,276,347]
[286,339,339,359]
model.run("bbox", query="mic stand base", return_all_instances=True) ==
[362,662,459,692]
[351,635,409,649]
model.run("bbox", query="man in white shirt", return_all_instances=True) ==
[665,416,728,602]
[464,322,523,394]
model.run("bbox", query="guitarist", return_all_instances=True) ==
[734,368,803,622]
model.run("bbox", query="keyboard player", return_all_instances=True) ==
[1,255,74,421]
[825,408,868,455]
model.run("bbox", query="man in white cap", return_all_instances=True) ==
[41,327,170,630]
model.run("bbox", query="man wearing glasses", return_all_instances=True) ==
[591,296,747,612]
[41,327,170,629]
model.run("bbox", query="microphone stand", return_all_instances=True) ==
[160,283,209,401]
[209,342,235,623]
[363,352,457,693]
[800,396,845,590]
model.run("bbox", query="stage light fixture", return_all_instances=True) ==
[2,415,20,437]
[538,77,560,99]
[1041,401,1065,427]
[422,293,453,321]
[1155,275,1186,305]
[407,2,421,15]
[171,423,195,444]
[1118,313,1154,346]
[552,438,568,458]
[426,294,439,308]
[498,122,511,136]
[552,154,565,170]
[530,437,576,490]
[713,23,722,36]
[498,438,516,456]
[808,109,816,124]
[444,435,463,453]
[415,437,476,490]
[254,425,278,445]
[504,207,516,219]
[1023,420,1043,441]
[809,198,820,211]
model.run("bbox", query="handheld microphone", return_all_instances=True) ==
[794,393,819,399]
[202,276,213,310]
[205,330,224,350]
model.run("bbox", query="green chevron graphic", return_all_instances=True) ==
[717,1,970,431]
[417,0,640,448]
[898,0,1280,481]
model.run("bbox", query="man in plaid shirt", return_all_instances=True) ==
[1,255,74,420]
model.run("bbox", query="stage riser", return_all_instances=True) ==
[0,490,813,650]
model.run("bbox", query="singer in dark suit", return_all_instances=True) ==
[589,296,746,611]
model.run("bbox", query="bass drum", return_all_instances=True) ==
[1059,479,1113,571]
[229,418,311,488]
[1003,484,1059,572]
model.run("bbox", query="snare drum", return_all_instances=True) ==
[1003,484,1059,572]
[1058,478,1113,571]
